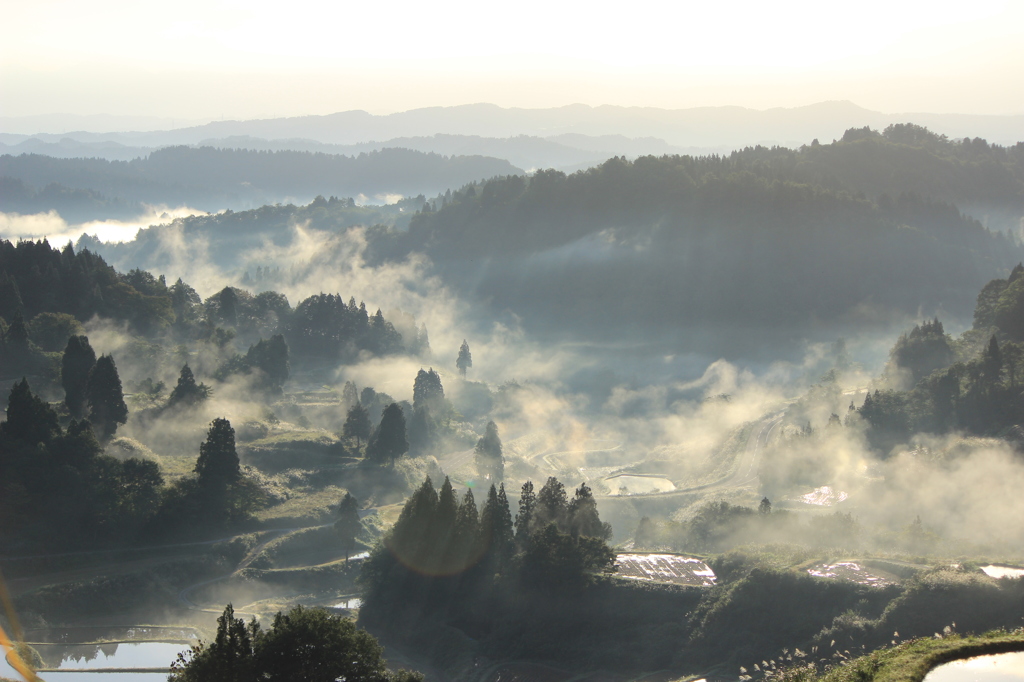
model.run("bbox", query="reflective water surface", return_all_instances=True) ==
[924,651,1024,682]
[3,641,188,680]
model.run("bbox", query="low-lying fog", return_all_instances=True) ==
[6,209,1007,557]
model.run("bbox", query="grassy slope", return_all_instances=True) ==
[779,631,1024,682]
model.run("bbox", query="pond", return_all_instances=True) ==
[331,597,363,609]
[981,565,1024,579]
[3,641,189,681]
[924,651,1024,682]
[604,474,676,495]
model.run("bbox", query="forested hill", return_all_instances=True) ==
[0,147,522,218]
[370,126,1024,343]
[402,124,1024,259]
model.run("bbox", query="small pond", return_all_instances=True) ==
[605,474,676,495]
[924,651,1024,682]
[3,641,188,680]
[982,565,1024,579]
[332,597,363,609]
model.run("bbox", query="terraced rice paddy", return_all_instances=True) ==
[806,561,893,587]
[604,474,676,495]
[981,565,1024,579]
[799,486,848,506]
[615,553,716,586]
[925,651,1024,681]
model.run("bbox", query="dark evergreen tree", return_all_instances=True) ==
[857,389,910,454]
[0,272,24,322]
[479,483,514,569]
[412,368,444,411]
[86,354,128,439]
[168,603,258,682]
[61,334,96,418]
[452,488,480,569]
[335,492,362,561]
[432,477,459,572]
[256,606,400,682]
[195,418,241,491]
[982,334,1003,391]
[367,309,403,356]
[456,339,472,378]
[169,603,420,682]
[365,403,408,465]
[387,476,438,569]
[535,476,569,530]
[170,277,202,330]
[759,497,772,515]
[890,318,954,385]
[5,312,29,352]
[519,523,614,589]
[567,482,611,540]
[168,364,210,408]
[474,420,503,481]
[1,378,60,444]
[514,480,536,547]
[407,405,433,453]
[343,403,372,448]
[244,334,289,392]
[341,380,359,410]
[217,286,239,327]
[1,311,33,376]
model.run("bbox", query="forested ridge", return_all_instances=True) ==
[353,126,1024,340]
[0,147,522,217]
[0,238,434,553]
[0,238,418,382]
[401,123,1024,257]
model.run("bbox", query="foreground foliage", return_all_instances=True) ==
[169,604,422,682]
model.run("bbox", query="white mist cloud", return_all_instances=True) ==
[0,207,208,245]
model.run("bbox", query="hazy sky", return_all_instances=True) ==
[3,0,1023,121]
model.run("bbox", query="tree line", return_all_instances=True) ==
[169,603,422,682]
[0,239,421,397]
[0,146,520,216]
[360,474,615,631]
[0,373,264,548]
[850,263,1024,450]
[354,127,1024,345]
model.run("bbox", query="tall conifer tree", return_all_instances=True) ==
[62,335,96,418]
[87,354,128,439]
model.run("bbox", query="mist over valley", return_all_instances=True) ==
[3,20,1024,679]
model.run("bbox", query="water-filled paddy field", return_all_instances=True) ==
[806,561,894,587]
[981,565,1024,579]
[3,628,194,681]
[924,651,1024,682]
[615,553,716,586]
[604,474,677,495]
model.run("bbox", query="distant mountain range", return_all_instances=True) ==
[2,101,1022,171]
[0,133,705,173]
